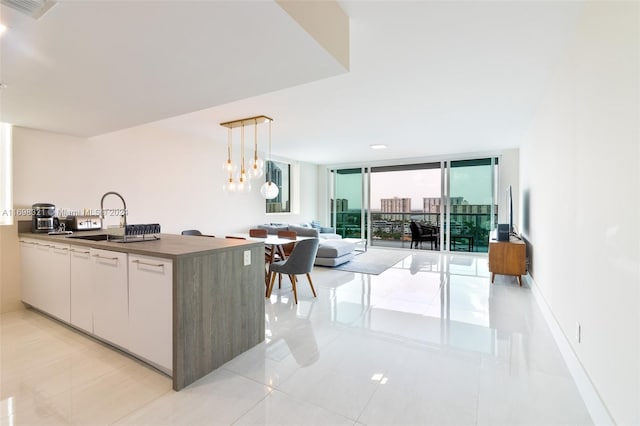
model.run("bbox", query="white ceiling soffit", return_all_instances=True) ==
[0,1,349,137]
[277,0,349,70]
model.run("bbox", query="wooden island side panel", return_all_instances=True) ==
[173,245,265,390]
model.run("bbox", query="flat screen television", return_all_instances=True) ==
[508,185,513,234]
[497,185,514,240]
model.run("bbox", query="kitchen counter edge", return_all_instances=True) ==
[18,232,262,260]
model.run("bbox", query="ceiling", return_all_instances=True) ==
[1,1,585,165]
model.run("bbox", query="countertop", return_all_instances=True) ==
[18,231,263,260]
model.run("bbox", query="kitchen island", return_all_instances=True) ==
[18,229,265,390]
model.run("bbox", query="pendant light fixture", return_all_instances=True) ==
[250,118,264,179]
[260,119,279,200]
[223,127,236,192]
[237,123,250,193]
[220,115,271,194]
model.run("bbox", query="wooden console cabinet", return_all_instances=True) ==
[489,236,526,286]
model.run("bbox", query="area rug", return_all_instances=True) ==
[332,249,409,275]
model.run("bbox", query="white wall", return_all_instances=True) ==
[0,222,21,313]
[519,2,639,424]
[13,125,320,236]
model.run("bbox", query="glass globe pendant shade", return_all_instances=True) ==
[236,172,245,192]
[236,169,252,193]
[222,161,237,174]
[260,181,279,199]
[250,160,264,179]
[224,179,237,192]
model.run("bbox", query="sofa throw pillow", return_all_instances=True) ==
[288,224,319,237]
[310,220,322,230]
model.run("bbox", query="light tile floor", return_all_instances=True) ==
[1,250,593,425]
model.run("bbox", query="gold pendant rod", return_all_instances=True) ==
[220,115,273,129]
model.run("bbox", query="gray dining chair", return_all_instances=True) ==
[267,238,320,304]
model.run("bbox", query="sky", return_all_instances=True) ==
[370,169,441,210]
[336,166,496,211]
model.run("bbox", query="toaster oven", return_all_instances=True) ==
[67,215,102,231]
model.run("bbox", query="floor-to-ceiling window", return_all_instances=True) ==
[330,157,498,253]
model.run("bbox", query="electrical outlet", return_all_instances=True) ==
[243,250,251,266]
[576,322,581,343]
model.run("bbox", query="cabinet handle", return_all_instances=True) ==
[19,240,36,245]
[52,246,69,252]
[132,259,165,269]
[36,243,52,248]
[92,254,119,261]
[70,248,90,255]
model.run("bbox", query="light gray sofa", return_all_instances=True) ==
[257,221,342,240]
[314,239,356,266]
[257,222,354,266]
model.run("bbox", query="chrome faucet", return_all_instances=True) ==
[100,191,127,229]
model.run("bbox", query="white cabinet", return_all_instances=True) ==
[70,245,93,333]
[91,248,128,349]
[128,254,173,372]
[20,237,175,375]
[19,238,40,307]
[43,242,71,322]
[19,238,70,322]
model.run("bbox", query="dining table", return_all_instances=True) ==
[229,234,315,290]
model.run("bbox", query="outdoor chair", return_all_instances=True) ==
[409,221,438,250]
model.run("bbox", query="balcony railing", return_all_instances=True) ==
[332,211,498,252]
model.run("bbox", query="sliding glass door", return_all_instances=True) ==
[446,158,497,253]
[369,163,441,249]
[331,168,367,240]
[330,157,498,253]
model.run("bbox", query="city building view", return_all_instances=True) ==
[330,160,499,252]
[333,195,498,253]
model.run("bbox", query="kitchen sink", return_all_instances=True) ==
[66,233,160,243]
[67,234,110,241]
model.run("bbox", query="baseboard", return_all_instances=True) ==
[525,274,615,425]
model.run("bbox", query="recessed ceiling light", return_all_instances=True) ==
[0,83,7,90]
[0,24,7,35]
[370,144,387,150]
